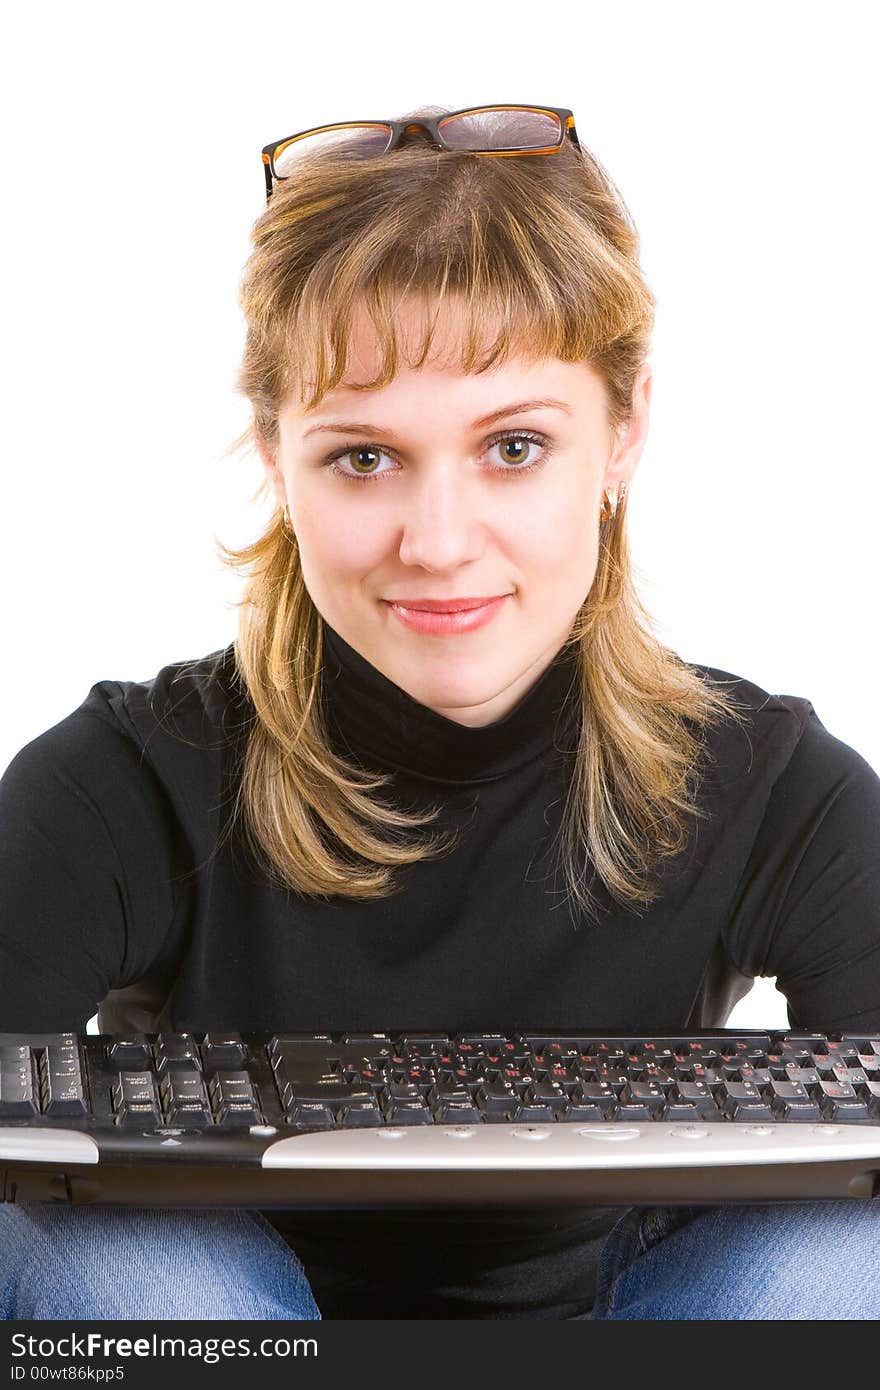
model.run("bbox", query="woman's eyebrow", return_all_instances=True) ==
[301,398,573,440]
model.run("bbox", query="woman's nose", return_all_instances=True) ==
[396,467,487,571]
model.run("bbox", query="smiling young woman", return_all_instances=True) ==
[220,119,747,922]
[1,103,878,1322]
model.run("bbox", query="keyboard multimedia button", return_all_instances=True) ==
[0,1069,39,1117]
[575,1127,641,1141]
[43,1085,88,1117]
[42,1045,88,1116]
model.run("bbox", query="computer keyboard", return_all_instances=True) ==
[2,1029,879,1208]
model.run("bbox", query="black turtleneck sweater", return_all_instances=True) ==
[1,627,879,1319]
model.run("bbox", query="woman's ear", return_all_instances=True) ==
[253,421,287,512]
[605,361,652,495]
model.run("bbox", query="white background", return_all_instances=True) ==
[1,1,877,1032]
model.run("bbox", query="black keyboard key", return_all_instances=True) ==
[559,1100,607,1121]
[107,1036,152,1068]
[113,1071,161,1126]
[288,1102,335,1129]
[437,1104,483,1123]
[510,1103,556,1122]
[382,1080,423,1102]
[718,1080,774,1121]
[160,1072,212,1126]
[384,1098,433,1124]
[621,1081,667,1115]
[401,1035,451,1060]
[42,1044,88,1116]
[614,1098,655,1120]
[271,1038,375,1114]
[524,1078,569,1112]
[339,1101,382,1127]
[768,1080,822,1121]
[662,1101,706,1121]
[284,1076,373,1107]
[208,1070,262,1126]
[817,1079,873,1123]
[474,1079,519,1118]
[426,1080,471,1105]
[576,1082,617,1114]
[672,1080,718,1115]
[201,1033,248,1068]
[154,1033,201,1075]
[0,1058,39,1117]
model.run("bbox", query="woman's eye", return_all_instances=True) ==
[328,446,388,480]
[489,436,540,468]
[323,432,551,483]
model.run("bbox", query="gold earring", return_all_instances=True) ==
[600,483,628,522]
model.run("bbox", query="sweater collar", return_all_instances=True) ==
[320,621,580,785]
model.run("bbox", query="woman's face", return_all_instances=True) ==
[257,298,652,727]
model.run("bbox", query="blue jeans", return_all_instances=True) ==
[1,1200,878,1320]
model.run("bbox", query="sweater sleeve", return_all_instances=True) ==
[0,705,183,1033]
[729,706,880,1034]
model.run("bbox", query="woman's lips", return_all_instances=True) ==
[383,595,510,635]
[384,596,509,612]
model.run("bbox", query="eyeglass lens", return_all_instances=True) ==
[272,108,563,177]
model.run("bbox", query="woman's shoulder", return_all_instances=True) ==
[685,659,877,799]
[90,642,247,745]
[688,660,814,725]
[2,644,248,805]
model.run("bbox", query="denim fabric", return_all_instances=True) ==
[586,1198,880,1319]
[1,1198,878,1320]
[0,1205,321,1320]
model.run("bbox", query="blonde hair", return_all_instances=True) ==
[216,104,749,923]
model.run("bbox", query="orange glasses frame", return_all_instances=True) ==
[261,103,580,201]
